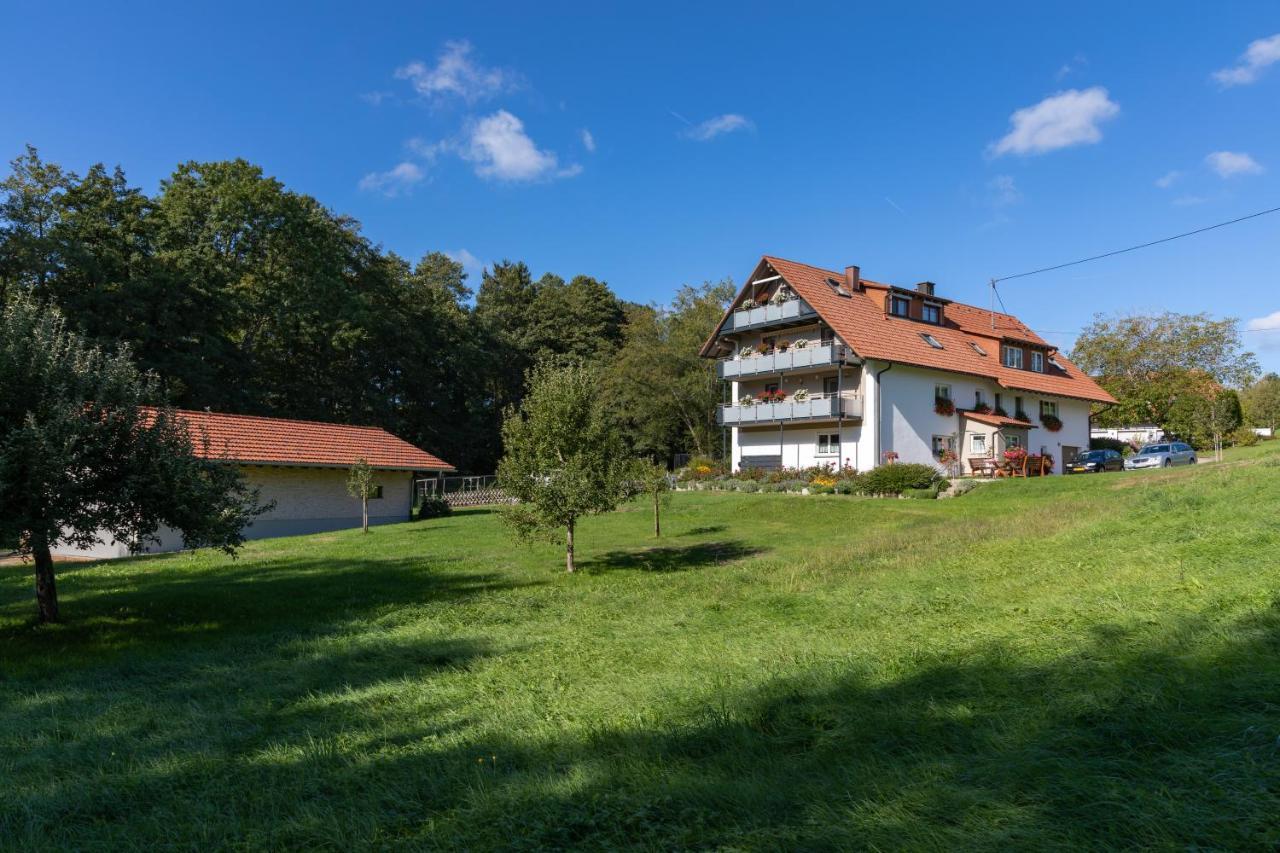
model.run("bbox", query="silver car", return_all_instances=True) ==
[1124,442,1197,470]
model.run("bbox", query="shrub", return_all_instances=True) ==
[416,496,452,520]
[855,463,943,496]
[949,480,978,497]
[834,478,862,495]
[737,481,760,492]
[721,478,743,491]
[809,484,834,495]
[1231,427,1260,447]
[810,473,838,488]
[737,466,767,481]
[1089,437,1130,455]
[782,479,809,493]
[758,482,784,492]
[901,486,938,499]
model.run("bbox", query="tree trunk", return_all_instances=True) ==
[653,490,661,538]
[31,530,59,624]
[362,496,369,533]
[566,518,576,573]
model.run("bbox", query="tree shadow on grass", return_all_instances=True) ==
[581,541,764,574]
[678,525,727,537]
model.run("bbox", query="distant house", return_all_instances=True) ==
[54,410,454,558]
[1091,424,1164,446]
[700,256,1116,475]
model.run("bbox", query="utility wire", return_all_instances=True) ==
[993,204,1280,284]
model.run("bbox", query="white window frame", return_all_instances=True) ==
[1002,345,1023,369]
[1005,433,1021,449]
[816,433,840,456]
[1031,351,1044,373]
[1040,400,1058,419]
[935,384,951,400]
[970,433,988,455]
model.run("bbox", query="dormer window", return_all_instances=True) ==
[890,295,911,317]
[1002,345,1023,369]
[920,333,943,349]
[922,303,941,324]
[1031,351,1044,372]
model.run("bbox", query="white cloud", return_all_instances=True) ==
[361,91,393,106]
[988,87,1120,157]
[580,129,596,153]
[682,113,754,141]
[358,162,425,196]
[1055,53,1088,80]
[1206,150,1264,178]
[394,40,516,103]
[988,174,1021,206]
[1212,33,1280,87]
[461,110,580,182]
[446,248,485,277]
[405,136,450,161]
[1154,170,1182,188]
[1172,195,1209,207]
[1246,310,1280,350]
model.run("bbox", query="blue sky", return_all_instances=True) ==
[4,2,1279,370]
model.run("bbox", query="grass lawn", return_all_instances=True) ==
[3,447,1280,849]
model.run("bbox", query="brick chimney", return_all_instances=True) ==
[915,281,936,297]
[844,265,861,292]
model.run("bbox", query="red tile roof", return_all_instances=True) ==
[702,255,1116,404]
[168,409,454,471]
[961,410,1040,429]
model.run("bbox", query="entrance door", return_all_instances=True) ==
[1062,446,1080,466]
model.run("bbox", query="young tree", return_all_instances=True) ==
[497,362,634,572]
[633,460,672,538]
[346,458,377,533]
[0,295,266,622]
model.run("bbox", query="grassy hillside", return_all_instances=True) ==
[3,448,1280,849]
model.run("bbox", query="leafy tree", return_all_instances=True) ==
[346,459,377,533]
[1072,312,1258,457]
[0,295,265,622]
[603,281,733,461]
[1241,373,1280,433]
[497,362,634,572]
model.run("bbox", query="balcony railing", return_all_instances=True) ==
[725,298,817,332]
[718,342,849,379]
[718,393,863,426]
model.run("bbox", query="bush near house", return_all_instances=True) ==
[416,496,452,520]
[1229,427,1259,447]
[1089,437,1134,455]
[854,463,946,496]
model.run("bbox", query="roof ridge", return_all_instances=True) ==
[175,408,389,434]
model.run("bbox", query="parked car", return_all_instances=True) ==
[1066,449,1124,473]
[1124,442,1197,470]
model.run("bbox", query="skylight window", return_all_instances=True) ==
[921,333,944,349]
[969,342,988,357]
[825,277,851,297]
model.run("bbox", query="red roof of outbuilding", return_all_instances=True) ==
[170,409,454,471]
[701,255,1117,405]
[961,410,1039,429]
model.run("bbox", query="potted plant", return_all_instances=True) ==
[757,342,773,356]
[756,389,786,404]
[1004,446,1028,464]
[739,298,759,310]
[739,394,755,407]
[935,397,955,416]
[993,405,1009,417]
[883,450,899,464]
[777,340,791,352]
[792,388,810,402]
[1014,409,1030,422]
[972,402,992,415]
[738,345,754,359]
[792,338,808,349]
[1041,414,1063,432]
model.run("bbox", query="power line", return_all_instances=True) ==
[993,204,1280,284]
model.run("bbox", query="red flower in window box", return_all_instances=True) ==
[934,397,955,416]
[972,402,992,415]
[1004,447,1028,463]
[756,389,787,404]
[1041,414,1063,432]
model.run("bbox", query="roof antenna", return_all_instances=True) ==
[989,278,996,330]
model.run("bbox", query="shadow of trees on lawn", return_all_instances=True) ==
[581,540,764,573]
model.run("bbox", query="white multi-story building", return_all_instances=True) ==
[700,256,1116,475]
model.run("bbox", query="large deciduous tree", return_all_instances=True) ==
[603,281,733,461]
[1071,312,1258,458]
[0,295,265,622]
[497,362,633,573]
[1241,373,1280,433]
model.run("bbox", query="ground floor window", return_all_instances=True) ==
[931,435,955,458]
[970,433,988,455]
[369,485,384,499]
[1004,433,1021,448]
[817,433,840,456]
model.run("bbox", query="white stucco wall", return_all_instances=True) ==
[53,465,415,558]
[735,422,866,471]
